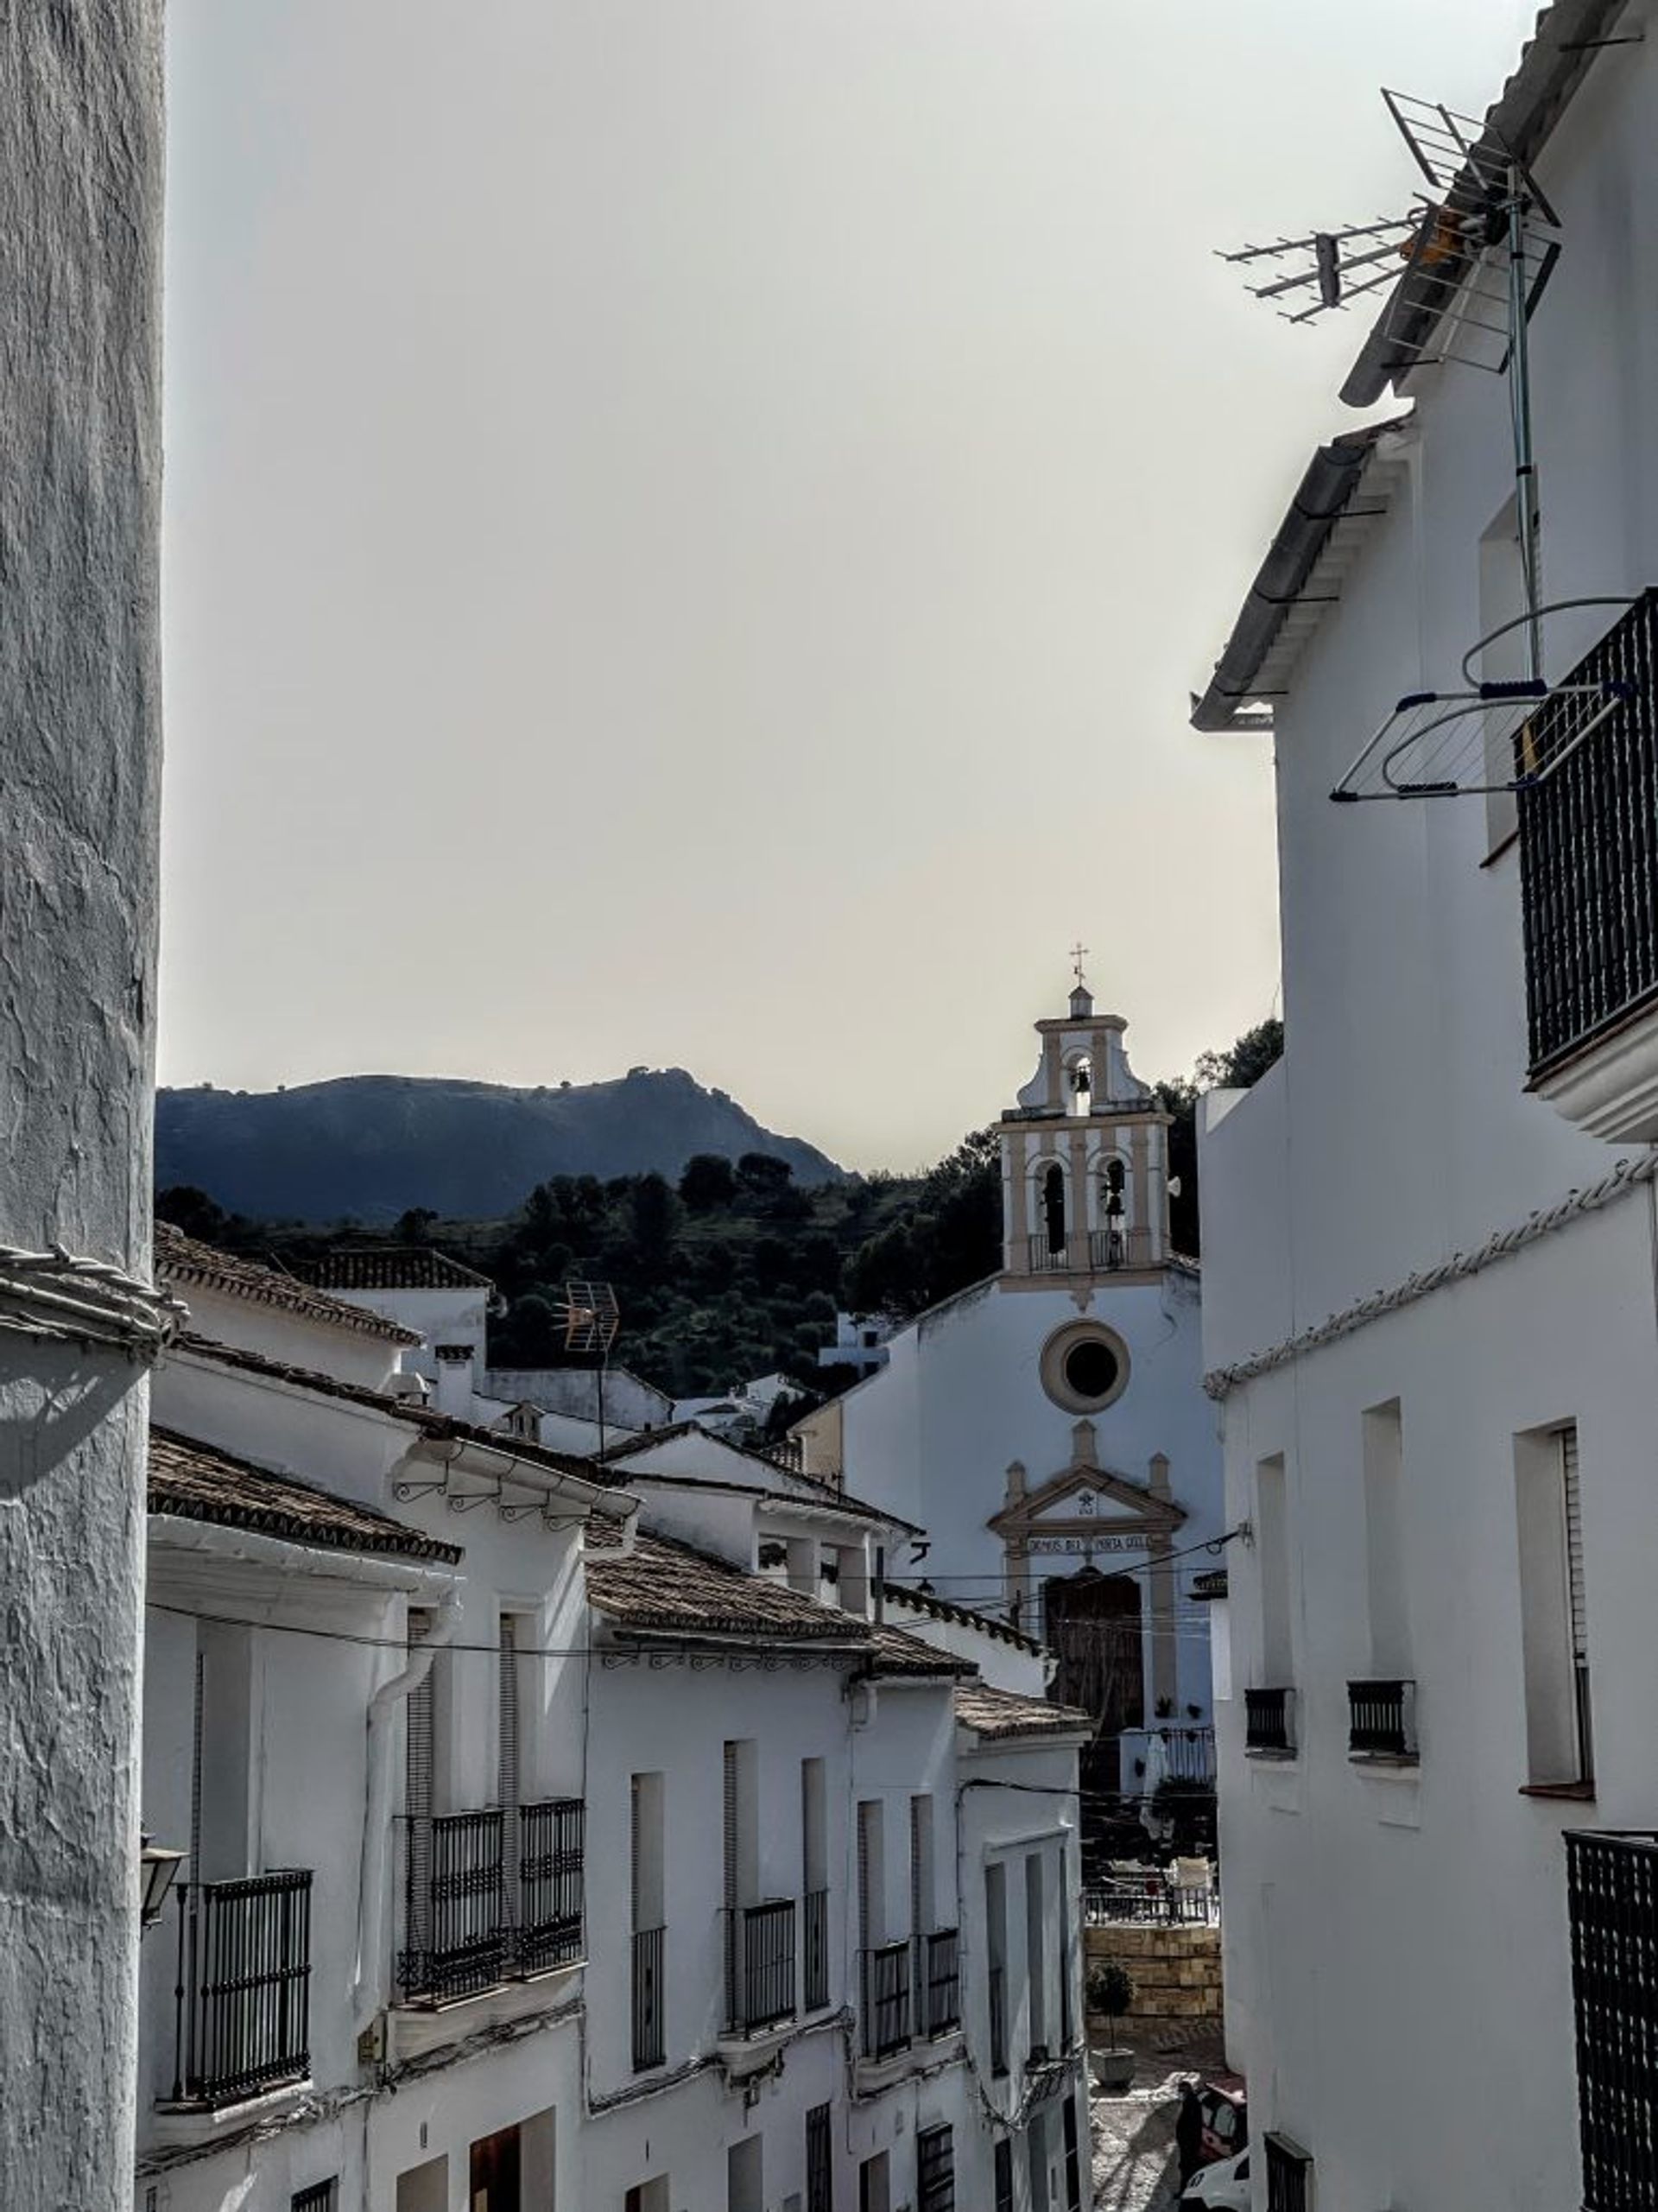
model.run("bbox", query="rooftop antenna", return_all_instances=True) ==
[556,1278,621,1460]
[1220,90,1633,802]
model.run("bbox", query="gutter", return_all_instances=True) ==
[1191,425,1400,731]
[146,1515,462,1594]
[1341,0,1634,408]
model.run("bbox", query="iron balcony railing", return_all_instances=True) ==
[1023,1235,1074,1274]
[988,1961,1009,2076]
[1245,1687,1295,1755]
[728,1899,797,2034]
[862,1940,912,2060]
[631,1924,666,2070]
[399,1803,585,2002]
[1520,588,1658,1079]
[803,1886,830,2011]
[1088,1228,1128,1271]
[1084,1877,1218,1929]
[1567,1829,1658,2211]
[1347,1678,1416,1760]
[924,1927,961,2036]
[1264,2133,1313,2212]
[170,1870,313,2107]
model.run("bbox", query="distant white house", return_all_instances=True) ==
[817,1312,895,1377]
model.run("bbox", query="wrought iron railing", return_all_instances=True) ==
[862,1940,911,2059]
[989,1961,1008,2076]
[1023,1235,1074,1273]
[1245,1687,1294,1754]
[399,1802,586,2000]
[803,1886,830,2011]
[1347,1678,1415,1760]
[1520,589,1658,1078]
[170,1871,313,2107]
[924,1927,961,2035]
[400,1810,507,2000]
[729,1899,796,2033]
[1088,1228,1128,1271]
[1264,2133,1313,2212]
[1084,1876,1218,1928]
[917,2122,956,2211]
[1567,1829,1658,2211]
[631,1924,666,2070]
[518,1798,585,1974]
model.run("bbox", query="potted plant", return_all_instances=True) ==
[1086,1960,1136,2093]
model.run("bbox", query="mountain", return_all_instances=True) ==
[155,1068,845,1224]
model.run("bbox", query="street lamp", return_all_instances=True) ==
[139,1834,186,1932]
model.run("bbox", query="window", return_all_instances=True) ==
[1256,1456,1293,1690]
[1362,1401,1411,1676]
[985,1860,1009,2076]
[1041,1163,1066,1252]
[993,2140,1014,2212]
[469,2124,521,2212]
[916,2124,954,2212]
[1039,1320,1130,1413]
[728,2135,763,2212]
[292,2184,338,2212]
[624,2184,670,2212]
[910,1795,935,1939]
[806,2102,832,2212]
[1061,2097,1084,2212]
[630,1773,666,2070]
[1264,2133,1313,2212]
[1516,1421,1593,1787]
[857,2151,890,2212]
[803,1760,829,2010]
[1025,1852,1047,2052]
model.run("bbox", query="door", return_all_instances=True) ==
[471,2126,522,2212]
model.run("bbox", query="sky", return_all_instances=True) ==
[160,0,1540,1172]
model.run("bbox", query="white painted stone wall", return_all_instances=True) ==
[1199,22,1658,2209]
[0,6,164,2204]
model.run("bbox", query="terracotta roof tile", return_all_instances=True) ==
[864,1622,974,1678]
[881,1582,1041,1655]
[301,1248,497,1292]
[586,1529,871,1646]
[155,1226,421,1345]
[149,1426,461,1562]
[953,1682,1092,1741]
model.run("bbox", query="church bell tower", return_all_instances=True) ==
[997,965,1173,1282]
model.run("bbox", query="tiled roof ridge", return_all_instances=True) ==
[300,1246,497,1293]
[155,1225,421,1345]
[148,1423,462,1563]
[881,1581,1041,1654]
[953,1680,1092,1741]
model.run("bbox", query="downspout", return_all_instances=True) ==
[351,1586,463,2033]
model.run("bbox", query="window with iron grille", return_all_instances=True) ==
[915,2125,953,2212]
[1062,2096,1084,2212]
[1264,2132,1313,2212]
[291,2183,338,2212]
[993,2139,1013,2212]
[806,2101,832,2212]
[1568,1829,1658,2211]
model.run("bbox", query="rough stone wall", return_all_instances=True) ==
[1086,1923,1224,2031]
[0,3,164,2204]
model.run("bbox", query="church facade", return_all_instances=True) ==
[797,983,1225,1790]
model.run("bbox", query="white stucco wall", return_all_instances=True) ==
[1200,22,1658,2208]
[0,8,164,2204]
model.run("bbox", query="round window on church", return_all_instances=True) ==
[1040,1319,1130,1414]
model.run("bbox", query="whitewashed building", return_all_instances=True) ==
[136,1235,1092,2212]
[1194,6,1658,2207]
[794,985,1225,1797]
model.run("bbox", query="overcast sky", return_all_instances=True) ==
[160,0,1537,1171]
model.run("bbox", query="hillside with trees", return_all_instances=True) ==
[158,1019,1281,1404]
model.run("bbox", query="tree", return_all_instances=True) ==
[394,1206,438,1245]
[155,1185,229,1243]
[679,1152,737,1211]
[736,1151,794,1197]
[842,1127,1001,1321]
[629,1172,682,1266]
[1158,1017,1283,1256]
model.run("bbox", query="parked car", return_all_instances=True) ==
[1197,2077,1248,2166]
[1181,2148,1249,2209]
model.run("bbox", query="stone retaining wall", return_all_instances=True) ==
[1085,1921,1223,2030]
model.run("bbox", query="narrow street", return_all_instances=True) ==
[1090,2081,1180,2212]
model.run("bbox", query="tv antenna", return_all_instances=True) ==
[1219,90,1623,802]
[556,1278,621,1458]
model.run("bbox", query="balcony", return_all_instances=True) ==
[727,1899,797,2035]
[803,1886,829,2011]
[398,1801,585,2004]
[1245,1687,1295,1757]
[631,1924,666,2070]
[168,1871,313,2109]
[1123,1724,1217,1786]
[1566,1829,1658,2210]
[862,1940,912,2060]
[1087,1227,1128,1271]
[989,1961,1009,2077]
[1347,1678,1416,1763]
[922,1927,961,2036]
[1521,589,1658,1139]
[1024,1234,1074,1275]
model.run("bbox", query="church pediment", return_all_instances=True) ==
[987,1456,1185,1542]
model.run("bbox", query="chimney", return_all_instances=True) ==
[433,1343,473,1421]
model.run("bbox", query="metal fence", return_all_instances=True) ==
[1083,1875,1218,1928]
[862,1940,912,2059]
[631,1924,666,2069]
[1566,1829,1658,2212]
[924,1926,961,2036]
[171,1870,313,2107]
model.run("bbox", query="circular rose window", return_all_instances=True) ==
[1040,1320,1130,1413]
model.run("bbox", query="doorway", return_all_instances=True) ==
[1043,1568,1143,1798]
[471,2125,521,2212]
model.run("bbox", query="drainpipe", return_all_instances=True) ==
[351,1587,462,2033]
